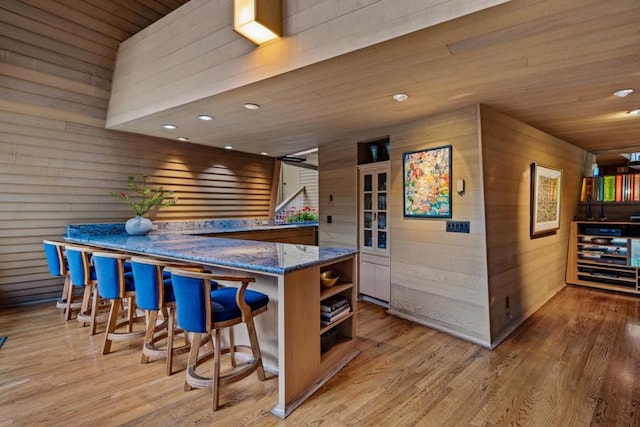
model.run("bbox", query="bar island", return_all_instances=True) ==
[65,221,359,418]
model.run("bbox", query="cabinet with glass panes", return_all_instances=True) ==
[357,161,390,305]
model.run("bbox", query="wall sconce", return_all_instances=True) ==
[233,0,282,45]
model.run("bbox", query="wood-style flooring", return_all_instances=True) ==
[1,285,639,426]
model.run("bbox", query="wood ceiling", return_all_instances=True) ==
[106,0,640,165]
[6,0,639,164]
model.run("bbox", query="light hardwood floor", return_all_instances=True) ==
[1,285,639,426]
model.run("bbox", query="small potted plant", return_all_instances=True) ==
[111,175,177,235]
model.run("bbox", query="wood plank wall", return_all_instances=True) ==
[299,167,318,211]
[479,105,592,346]
[318,137,358,249]
[387,106,491,346]
[0,1,276,308]
[320,105,592,347]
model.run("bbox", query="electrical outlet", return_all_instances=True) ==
[446,221,470,233]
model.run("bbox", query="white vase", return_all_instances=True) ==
[125,216,153,236]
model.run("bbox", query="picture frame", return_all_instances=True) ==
[530,163,562,237]
[402,145,452,218]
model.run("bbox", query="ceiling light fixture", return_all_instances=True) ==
[260,152,269,155]
[393,93,409,102]
[178,137,189,141]
[613,89,634,98]
[224,145,233,150]
[198,114,214,121]
[162,123,177,129]
[291,147,318,156]
[243,103,260,110]
[628,109,640,116]
[233,0,282,45]
[277,155,306,163]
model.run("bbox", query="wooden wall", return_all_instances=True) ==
[299,167,318,211]
[319,105,592,348]
[480,105,592,346]
[387,106,491,346]
[318,137,358,249]
[0,1,276,308]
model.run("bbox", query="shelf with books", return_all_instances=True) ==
[318,257,356,361]
[580,174,640,203]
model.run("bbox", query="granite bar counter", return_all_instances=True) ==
[64,221,359,418]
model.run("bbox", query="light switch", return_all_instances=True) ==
[456,179,465,193]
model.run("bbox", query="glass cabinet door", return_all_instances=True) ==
[376,172,387,250]
[359,166,390,255]
[362,172,374,250]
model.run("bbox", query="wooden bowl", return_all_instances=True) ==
[320,270,341,288]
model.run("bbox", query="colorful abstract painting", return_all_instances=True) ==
[530,163,562,236]
[402,145,451,218]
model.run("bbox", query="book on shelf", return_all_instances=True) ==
[320,304,350,320]
[321,306,351,326]
[580,174,640,203]
[321,295,349,313]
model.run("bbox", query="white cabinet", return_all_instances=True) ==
[358,161,390,303]
[360,254,390,303]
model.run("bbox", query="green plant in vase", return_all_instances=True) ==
[111,175,177,235]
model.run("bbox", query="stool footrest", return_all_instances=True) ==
[185,345,260,389]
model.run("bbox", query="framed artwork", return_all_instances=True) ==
[530,163,562,237]
[403,145,452,218]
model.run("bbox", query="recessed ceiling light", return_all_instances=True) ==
[629,109,640,116]
[224,145,233,150]
[162,123,177,129]
[198,114,214,121]
[393,93,409,102]
[613,89,634,98]
[260,152,269,155]
[178,137,189,141]
[243,103,260,110]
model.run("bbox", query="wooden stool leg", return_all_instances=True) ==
[141,310,158,364]
[212,328,222,411]
[78,285,92,326]
[127,297,135,333]
[65,283,76,321]
[246,318,266,381]
[90,285,100,335]
[228,327,236,368]
[102,299,121,355]
[185,333,202,391]
[166,307,175,376]
[60,275,71,314]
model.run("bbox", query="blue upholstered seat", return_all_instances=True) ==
[92,255,135,299]
[129,257,200,375]
[64,245,103,331]
[43,240,66,278]
[91,252,145,355]
[168,268,269,410]
[43,240,75,315]
[130,261,174,310]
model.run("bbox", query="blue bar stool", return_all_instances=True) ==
[92,252,145,355]
[129,256,197,375]
[64,244,106,333]
[168,268,269,410]
[43,240,80,316]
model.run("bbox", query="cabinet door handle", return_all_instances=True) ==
[373,212,377,220]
